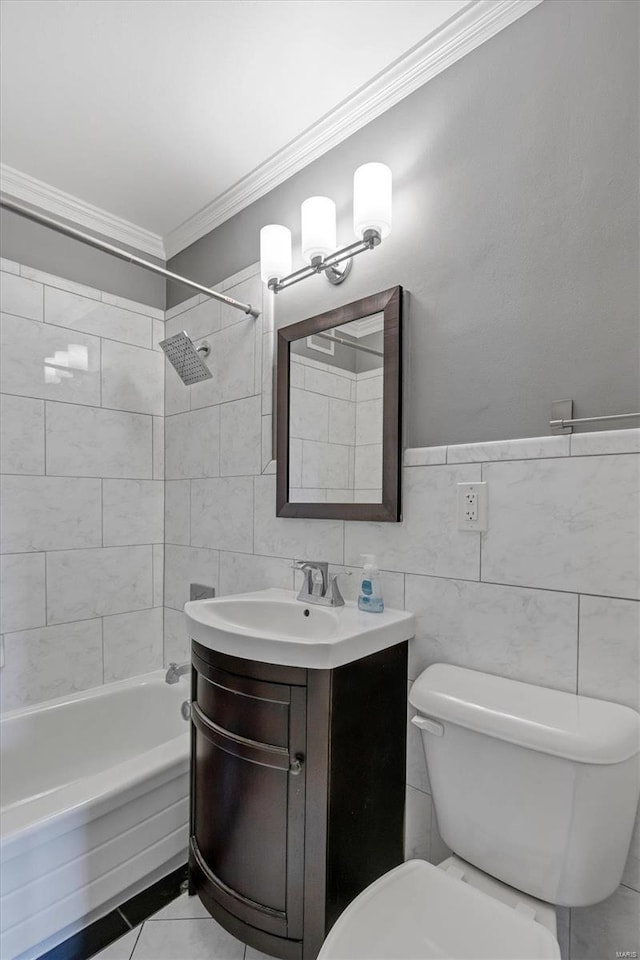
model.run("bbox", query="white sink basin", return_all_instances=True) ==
[184,588,415,669]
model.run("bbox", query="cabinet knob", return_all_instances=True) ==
[289,754,305,776]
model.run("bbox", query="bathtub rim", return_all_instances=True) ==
[1,670,190,859]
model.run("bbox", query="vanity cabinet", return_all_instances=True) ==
[189,638,408,960]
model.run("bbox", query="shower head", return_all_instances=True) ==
[159,331,213,385]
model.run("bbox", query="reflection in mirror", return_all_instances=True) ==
[289,313,384,504]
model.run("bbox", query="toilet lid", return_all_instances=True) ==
[318,860,561,960]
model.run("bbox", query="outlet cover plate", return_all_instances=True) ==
[457,482,487,532]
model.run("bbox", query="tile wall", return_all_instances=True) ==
[289,354,383,502]
[0,258,165,709]
[164,264,639,960]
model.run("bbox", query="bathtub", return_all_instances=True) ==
[0,671,191,960]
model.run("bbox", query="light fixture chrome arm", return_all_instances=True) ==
[268,229,381,293]
[0,197,260,318]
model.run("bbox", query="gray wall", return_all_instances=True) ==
[168,0,639,447]
[0,209,166,308]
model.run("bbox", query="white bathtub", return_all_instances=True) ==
[0,671,191,960]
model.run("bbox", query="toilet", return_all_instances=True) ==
[318,664,640,960]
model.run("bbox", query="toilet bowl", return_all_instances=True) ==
[318,664,640,960]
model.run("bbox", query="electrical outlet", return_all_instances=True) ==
[457,482,487,531]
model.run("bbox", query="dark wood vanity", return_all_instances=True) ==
[189,638,408,960]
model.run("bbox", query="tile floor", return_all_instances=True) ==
[92,894,272,960]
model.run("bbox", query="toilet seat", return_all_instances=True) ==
[317,859,561,960]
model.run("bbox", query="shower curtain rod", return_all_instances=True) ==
[0,197,260,318]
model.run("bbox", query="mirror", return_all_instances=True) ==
[276,286,402,521]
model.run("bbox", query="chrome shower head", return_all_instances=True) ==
[159,331,213,385]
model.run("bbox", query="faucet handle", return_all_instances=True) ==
[327,571,352,606]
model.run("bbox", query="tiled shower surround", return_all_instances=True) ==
[0,258,165,707]
[1,259,639,959]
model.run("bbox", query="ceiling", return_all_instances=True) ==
[0,1,538,256]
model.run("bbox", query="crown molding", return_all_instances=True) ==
[0,164,166,260]
[164,0,543,258]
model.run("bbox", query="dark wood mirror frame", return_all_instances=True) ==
[276,285,402,521]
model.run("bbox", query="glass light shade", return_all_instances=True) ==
[353,162,392,240]
[260,224,292,284]
[301,196,336,264]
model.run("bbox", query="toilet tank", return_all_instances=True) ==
[409,665,640,907]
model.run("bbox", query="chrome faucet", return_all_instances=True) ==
[293,561,351,607]
[165,662,190,684]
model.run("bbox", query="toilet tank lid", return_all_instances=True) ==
[409,665,640,764]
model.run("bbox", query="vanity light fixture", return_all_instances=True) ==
[260,162,392,293]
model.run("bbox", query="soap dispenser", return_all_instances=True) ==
[358,555,384,613]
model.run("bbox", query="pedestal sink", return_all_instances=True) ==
[184,587,415,669]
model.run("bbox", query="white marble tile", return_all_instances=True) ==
[0,475,101,552]
[482,455,640,599]
[325,564,405,610]
[245,948,275,960]
[101,340,164,415]
[447,435,570,463]
[20,265,101,301]
[219,551,294,596]
[261,331,275,415]
[103,607,164,682]
[345,465,481,580]
[302,440,350,489]
[1,313,101,405]
[254,475,344,562]
[571,428,640,456]
[0,272,43,320]
[290,487,327,502]
[220,395,262,476]
[289,438,302,487]
[153,543,164,607]
[329,397,356,446]
[404,446,447,467]
[304,365,352,401]
[165,408,220,480]
[0,257,20,275]
[130,917,245,960]
[148,893,211,921]
[103,479,164,546]
[221,275,261,329]
[290,357,305,389]
[91,927,140,960]
[164,544,218,611]
[164,607,190,665]
[153,416,164,479]
[405,575,579,686]
[189,319,256,409]
[354,443,382,489]
[165,357,190,416]
[46,402,153,478]
[174,298,221,341]
[327,489,354,502]
[354,488,382,502]
[46,546,153,623]
[356,375,384,403]
[0,394,44,474]
[165,293,200,321]
[165,480,190,545]
[578,596,639,710]
[152,319,165,351]
[45,287,151,347]
[101,290,164,320]
[191,478,254,553]
[1,619,102,711]
[290,388,329,442]
[261,414,273,472]
[405,785,432,861]
[570,884,640,960]
[0,553,46,633]
[356,398,383,447]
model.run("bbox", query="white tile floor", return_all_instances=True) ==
[92,894,272,960]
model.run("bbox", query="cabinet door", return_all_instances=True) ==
[191,672,305,940]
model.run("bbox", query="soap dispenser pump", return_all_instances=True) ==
[358,555,384,613]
